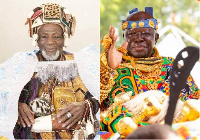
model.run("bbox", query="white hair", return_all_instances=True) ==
[42,49,60,61]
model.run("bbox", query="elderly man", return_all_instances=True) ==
[100,7,199,138]
[0,3,99,139]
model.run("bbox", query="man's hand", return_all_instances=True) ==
[57,102,86,129]
[107,25,128,69]
[18,102,34,127]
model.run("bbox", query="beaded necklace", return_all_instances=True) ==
[121,47,163,90]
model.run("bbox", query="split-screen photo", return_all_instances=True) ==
[0,0,200,139]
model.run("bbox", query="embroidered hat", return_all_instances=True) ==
[25,3,76,47]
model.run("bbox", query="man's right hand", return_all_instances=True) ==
[107,25,128,69]
[18,102,34,127]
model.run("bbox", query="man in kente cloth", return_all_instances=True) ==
[100,7,200,138]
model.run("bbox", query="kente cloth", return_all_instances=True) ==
[0,44,100,139]
[100,105,133,133]
[100,131,120,140]
[101,56,199,109]
[100,49,199,133]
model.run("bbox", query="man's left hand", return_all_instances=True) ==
[56,102,86,129]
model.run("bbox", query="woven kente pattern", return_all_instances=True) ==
[100,56,199,133]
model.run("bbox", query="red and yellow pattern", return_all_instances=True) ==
[100,55,200,134]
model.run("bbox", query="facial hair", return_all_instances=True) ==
[42,49,60,61]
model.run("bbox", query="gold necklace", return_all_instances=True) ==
[121,47,163,90]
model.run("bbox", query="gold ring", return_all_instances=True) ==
[66,112,72,118]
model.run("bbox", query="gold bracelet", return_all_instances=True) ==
[100,34,112,49]
[117,46,127,54]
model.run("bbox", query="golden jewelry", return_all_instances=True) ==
[133,63,162,73]
[100,59,116,103]
[118,117,137,138]
[53,87,76,114]
[121,49,163,90]
[100,34,112,49]
[132,96,164,124]
[40,132,56,140]
[133,63,162,90]
[58,131,73,139]
[173,99,200,123]
[117,46,127,54]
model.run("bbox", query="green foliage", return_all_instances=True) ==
[100,0,200,52]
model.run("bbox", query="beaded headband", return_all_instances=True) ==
[122,7,158,30]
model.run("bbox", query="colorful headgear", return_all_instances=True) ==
[122,7,158,30]
[25,3,76,47]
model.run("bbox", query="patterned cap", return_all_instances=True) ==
[122,7,158,30]
[25,3,76,38]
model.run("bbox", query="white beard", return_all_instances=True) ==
[42,50,60,61]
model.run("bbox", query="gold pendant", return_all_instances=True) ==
[147,82,158,90]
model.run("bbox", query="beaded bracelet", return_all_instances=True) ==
[117,46,127,54]
[100,34,112,49]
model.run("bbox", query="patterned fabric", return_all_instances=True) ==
[13,51,98,139]
[100,56,199,133]
[100,105,133,133]
[100,131,120,140]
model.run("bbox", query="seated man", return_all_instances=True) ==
[0,3,99,139]
[100,7,199,138]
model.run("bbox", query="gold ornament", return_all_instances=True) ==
[133,63,162,73]
[100,110,109,122]
[122,47,160,63]
[40,132,56,140]
[121,51,163,91]
[118,117,138,137]
[44,3,61,19]
[100,34,112,49]
[117,46,128,55]
[53,87,76,114]
[100,91,132,121]
[114,91,132,106]
[173,99,200,123]
[149,20,155,28]
[132,96,164,124]
[131,22,137,28]
[73,76,88,102]
[122,21,128,30]
[58,131,72,139]
[139,21,144,27]
[133,62,162,90]
[100,60,116,103]
[156,25,158,30]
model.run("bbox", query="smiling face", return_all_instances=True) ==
[37,23,64,60]
[123,12,159,58]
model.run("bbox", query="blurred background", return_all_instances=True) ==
[101,0,200,50]
[100,0,200,85]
